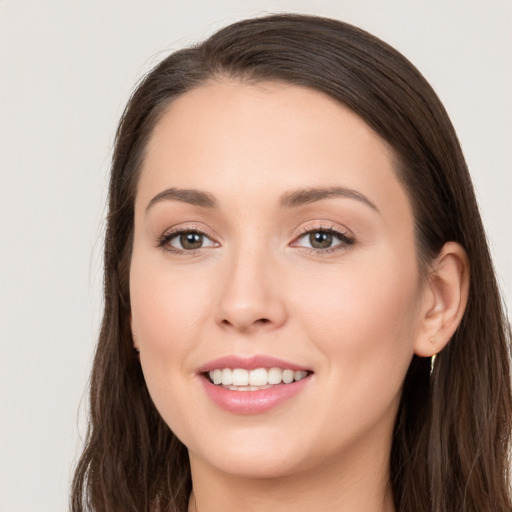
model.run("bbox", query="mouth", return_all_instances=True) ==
[203,367,312,391]
[197,356,314,414]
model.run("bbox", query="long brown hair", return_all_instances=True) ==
[71,14,512,512]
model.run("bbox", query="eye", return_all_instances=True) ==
[292,227,354,253]
[159,229,217,253]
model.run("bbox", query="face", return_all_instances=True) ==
[130,80,427,480]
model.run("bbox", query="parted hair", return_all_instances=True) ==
[71,13,512,512]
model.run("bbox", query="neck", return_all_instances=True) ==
[188,431,396,512]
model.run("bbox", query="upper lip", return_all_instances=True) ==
[197,355,311,373]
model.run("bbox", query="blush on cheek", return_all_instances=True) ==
[294,253,421,364]
[131,265,196,345]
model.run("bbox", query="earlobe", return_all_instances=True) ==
[414,242,470,357]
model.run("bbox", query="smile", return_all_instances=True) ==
[207,367,310,391]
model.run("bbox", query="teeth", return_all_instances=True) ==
[207,367,308,389]
[221,368,232,386]
[249,368,267,386]
[213,369,222,385]
[227,385,273,391]
[282,369,294,384]
[294,370,306,381]
[268,367,282,385]
[232,369,249,386]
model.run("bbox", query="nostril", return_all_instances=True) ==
[221,317,270,325]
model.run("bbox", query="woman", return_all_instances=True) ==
[71,13,512,512]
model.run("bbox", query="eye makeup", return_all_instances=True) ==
[155,221,355,257]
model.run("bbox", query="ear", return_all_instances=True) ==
[414,242,470,357]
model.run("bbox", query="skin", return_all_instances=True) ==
[130,79,469,512]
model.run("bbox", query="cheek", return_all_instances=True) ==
[130,277,212,454]
[129,253,213,424]
[282,250,422,449]
[293,247,421,384]
[130,254,210,354]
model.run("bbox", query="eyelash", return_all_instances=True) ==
[292,224,355,255]
[156,226,217,256]
[157,224,355,256]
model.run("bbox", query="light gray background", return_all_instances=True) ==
[1,1,510,511]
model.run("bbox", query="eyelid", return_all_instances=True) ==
[290,223,355,253]
[156,223,220,253]
[155,221,355,255]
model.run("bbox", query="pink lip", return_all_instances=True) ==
[197,355,313,415]
[197,355,310,373]
[199,375,312,414]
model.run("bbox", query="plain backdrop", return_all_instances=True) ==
[0,1,510,510]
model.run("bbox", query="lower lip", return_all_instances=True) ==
[200,375,312,414]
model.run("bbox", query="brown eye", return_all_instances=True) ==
[309,231,333,249]
[179,232,203,250]
[162,230,217,252]
[293,228,354,253]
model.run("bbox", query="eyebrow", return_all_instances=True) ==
[146,188,218,212]
[146,185,378,213]
[279,186,378,211]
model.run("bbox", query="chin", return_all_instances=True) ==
[186,428,313,479]
[198,451,305,480]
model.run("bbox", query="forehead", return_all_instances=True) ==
[137,79,412,223]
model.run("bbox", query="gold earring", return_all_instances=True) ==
[429,337,436,375]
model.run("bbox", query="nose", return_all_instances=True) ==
[214,245,287,333]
